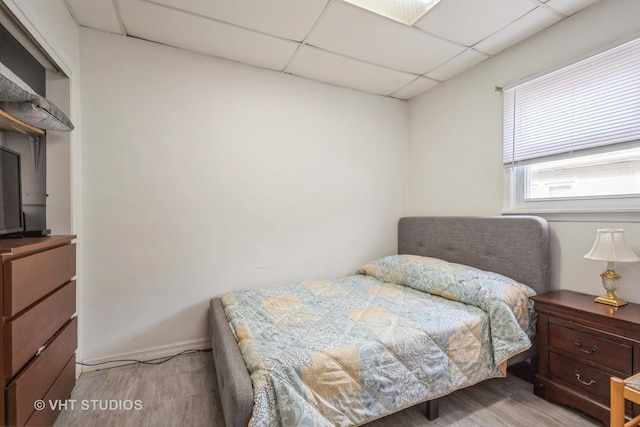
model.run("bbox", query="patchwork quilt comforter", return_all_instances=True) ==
[221,255,536,426]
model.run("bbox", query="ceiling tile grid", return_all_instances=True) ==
[286,45,418,96]
[473,6,563,55]
[118,0,300,71]
[425,48,489,82]
[66,0,123,34]
[414,0,539,48]
[146,0,330,42]
[391,76,439,100]
[305,2,467,75]
[64,0,601,99]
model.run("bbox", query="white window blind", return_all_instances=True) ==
[503,37,640,166]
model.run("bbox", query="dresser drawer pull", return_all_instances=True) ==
[574,340,598,354]
[574,372,597,386]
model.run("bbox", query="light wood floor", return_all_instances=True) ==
[54,351,602,426]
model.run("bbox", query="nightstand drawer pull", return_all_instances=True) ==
[574,372,597,386]
[574,340,598,354]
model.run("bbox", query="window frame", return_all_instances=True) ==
[503,164,640,214]
[502,35,640,216]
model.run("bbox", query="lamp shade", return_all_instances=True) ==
[584,228,640,262]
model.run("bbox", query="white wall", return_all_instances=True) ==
[408,0,640,303]
[79,29,408,360]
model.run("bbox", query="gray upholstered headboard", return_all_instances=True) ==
[398,216,550,295]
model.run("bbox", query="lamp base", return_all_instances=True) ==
[594,293,627,307]
[594,270,627,307]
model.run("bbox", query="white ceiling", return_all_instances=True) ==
[64,0,600,100]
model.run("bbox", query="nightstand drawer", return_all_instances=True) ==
[532,290,640,426]
[549,321,632,374]
[549,352,611,402]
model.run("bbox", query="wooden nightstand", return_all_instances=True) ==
[532,290,640,426]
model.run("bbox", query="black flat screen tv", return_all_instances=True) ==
[0,145,23,235]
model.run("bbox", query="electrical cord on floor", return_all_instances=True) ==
[76,348,212,369]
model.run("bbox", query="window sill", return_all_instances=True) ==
[502,209,640,223]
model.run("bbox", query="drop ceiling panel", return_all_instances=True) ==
[146,0,329,41]
[306,1,465,74]
[474,7,563,55]
[391,77,439,100]
[415,0,537,47]
[64,0,603,99]
[546,0,600,15]
[119,1,299,71]
[67,0,123,34]
[286,46,417,96]
[425,49,489,81]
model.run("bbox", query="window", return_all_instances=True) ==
[503,37,640,213]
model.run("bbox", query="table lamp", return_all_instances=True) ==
[584,228,639,307]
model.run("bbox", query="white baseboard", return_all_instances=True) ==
[79,338,211,373]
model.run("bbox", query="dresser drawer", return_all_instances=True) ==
[7,317,77,427]
[3,243,76,316]
[4,281,76,378]
[24,355,76,427]
[549,321,632,374]
[549,351,612,402]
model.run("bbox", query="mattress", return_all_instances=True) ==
[221,255,536,426]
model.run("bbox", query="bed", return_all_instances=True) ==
[209,216,550,426]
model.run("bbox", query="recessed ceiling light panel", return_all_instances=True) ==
[343,0,442,25]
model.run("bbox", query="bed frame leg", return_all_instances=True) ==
[425,398,439,420]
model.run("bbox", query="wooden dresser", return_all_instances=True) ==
[0,235,77,426]
[532,290,640,426]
